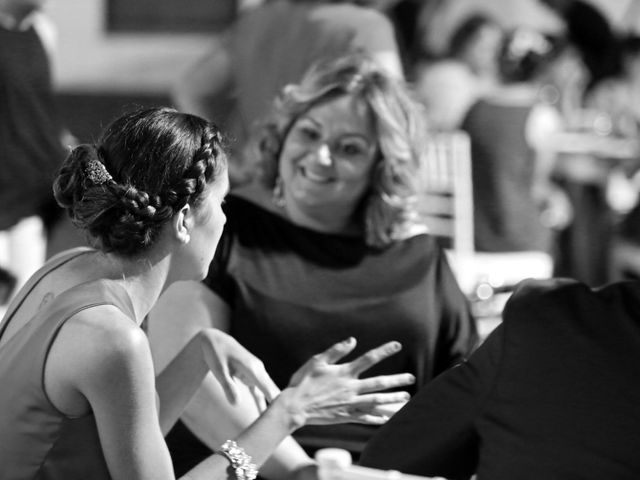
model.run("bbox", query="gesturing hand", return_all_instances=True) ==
[198,328,280,405]
[279,337,415,429]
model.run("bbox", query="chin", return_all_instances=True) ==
[196,266,210,281]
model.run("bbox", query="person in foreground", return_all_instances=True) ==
[360,277,640,479]
[0,107,415,480]
[149,53,477,476]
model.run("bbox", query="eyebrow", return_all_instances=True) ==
[299,114,373,141]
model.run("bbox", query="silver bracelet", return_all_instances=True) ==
[216,440,258,480]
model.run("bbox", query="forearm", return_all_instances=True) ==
[155,332,208,435]
[181,375,313,479]
[183,391,303,480]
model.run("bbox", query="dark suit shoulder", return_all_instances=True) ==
[502,278,585,321]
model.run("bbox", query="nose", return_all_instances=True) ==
[315,144,333,166]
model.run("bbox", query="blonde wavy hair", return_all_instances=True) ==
[253,53,430,248]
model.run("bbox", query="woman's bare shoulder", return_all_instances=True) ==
[46,304,153,416]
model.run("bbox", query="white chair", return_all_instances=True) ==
[315,448,444,480]
[416,131,553,334]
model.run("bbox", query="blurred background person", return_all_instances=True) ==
[171,0,403,187]
[460,27,572,256]
[148,54,477,477]
[414,11,505,132]
[0,0,75,303]
[539,0,623,95]
[538,0,640,286]
[585,35,640,139]
[586,34,640,281]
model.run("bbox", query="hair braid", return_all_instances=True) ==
[165,126,225,211]
[54,107,227,256]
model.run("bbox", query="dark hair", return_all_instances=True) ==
[254,53,429,248]
[53,107,227,256]
[498,28,560,83]
[448,13,500,59]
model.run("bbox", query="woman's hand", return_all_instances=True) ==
[276,337,415,430]
[198,328,280,406]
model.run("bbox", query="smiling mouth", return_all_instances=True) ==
[299,166,333,184]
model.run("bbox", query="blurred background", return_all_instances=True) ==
[5,0,640,318]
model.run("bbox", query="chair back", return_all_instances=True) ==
[415,130,553,314]
[416,131,474,257]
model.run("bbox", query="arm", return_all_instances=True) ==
[184,337,415,480]
[360,324,504,479]
[74,303,413,480]
[148,281,319,479]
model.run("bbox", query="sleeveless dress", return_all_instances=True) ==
[0,248,136,480]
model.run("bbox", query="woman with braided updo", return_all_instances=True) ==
[0,107,415,480]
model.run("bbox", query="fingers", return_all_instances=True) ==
[346,341,402,375]
[254,375,281,403]
[220,363,238,404]
[349,391,412,409]
[236,367,281,403]
[371,401,408,417]
[355,373,415,394]
[339,392,412,425]
[230,353,281,403]
[249,385,268,413]
[313,337,357,365]
[349,413,391,425]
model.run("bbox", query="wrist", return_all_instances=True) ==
[269,387,308,433]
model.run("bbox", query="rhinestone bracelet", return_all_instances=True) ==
[216,440,258,480]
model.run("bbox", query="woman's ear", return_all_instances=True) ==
[172,203,193,245]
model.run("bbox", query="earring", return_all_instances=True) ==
[272,176,286,208]
[183,234,191,245]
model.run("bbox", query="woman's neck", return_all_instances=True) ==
[97,250,172,325]
[283,199,360,236]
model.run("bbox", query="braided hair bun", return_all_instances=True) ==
[53,107,226,255]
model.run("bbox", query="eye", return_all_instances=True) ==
[336,139,369,158]
[293,121,321,142]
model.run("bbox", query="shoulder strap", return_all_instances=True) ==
[0,247,94,338]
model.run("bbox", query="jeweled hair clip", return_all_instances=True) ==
[86,158,113,185]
